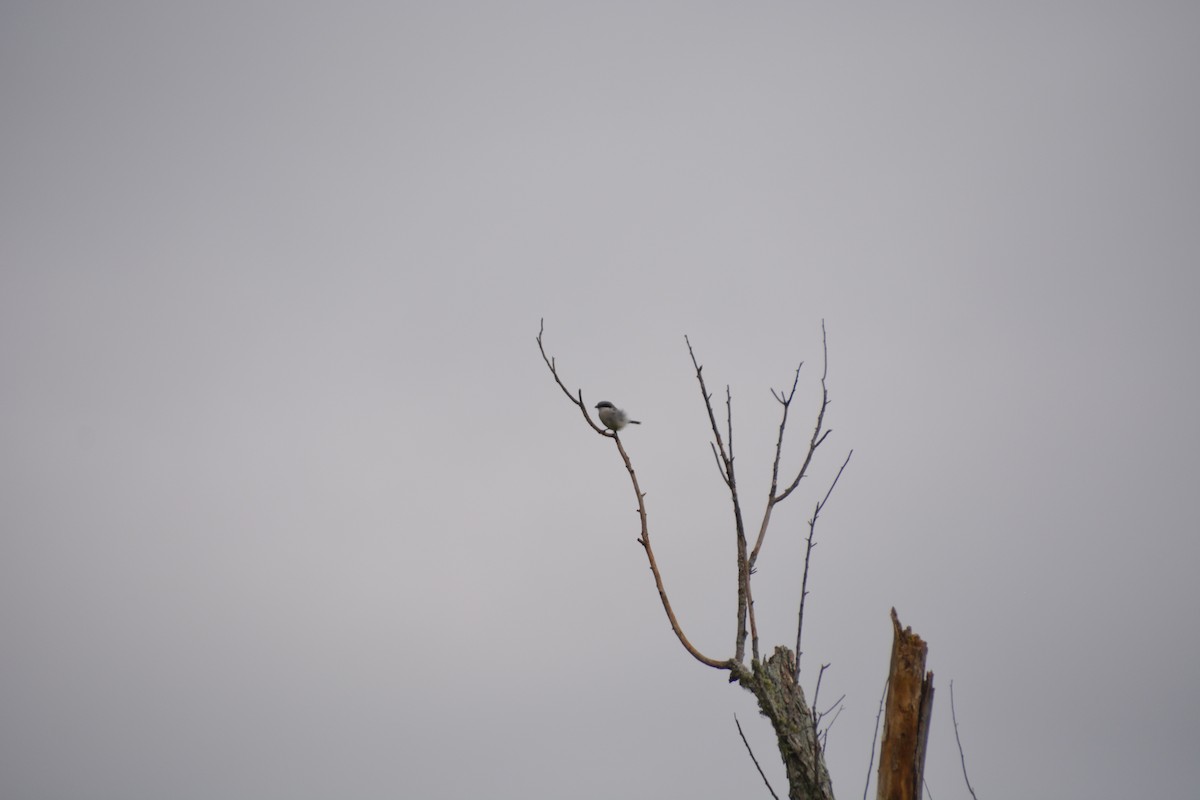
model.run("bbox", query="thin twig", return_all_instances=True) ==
[750,362,801,571]
[818,702,844,751]
[724,382,759,662]
[735,715,780,800]
[748,322,832,669]
[710,442,729,485]
[811,662,830,725]
[795,449,853,679]
[863,676,889,800]
[774,320,832,507]
[951,681,980,800]
[818,694,846,720]
[746,561,761,663]
[686,336,731,467]
[535,319,607,436]
[725,385,735,464]
[686,335,751,665]
[813,665,846,752]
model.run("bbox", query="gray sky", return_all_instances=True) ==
[2,3,1198,798]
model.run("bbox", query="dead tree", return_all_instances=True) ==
[537,321,931,800]
[876,609,935,800]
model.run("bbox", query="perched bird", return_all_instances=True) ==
[595,401,641,431]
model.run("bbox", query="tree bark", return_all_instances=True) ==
[737,646,835,800]
[876,609,934,800]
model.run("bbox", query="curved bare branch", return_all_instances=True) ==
[613,434,730,670]
[539,321,729,671]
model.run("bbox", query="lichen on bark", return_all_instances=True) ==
[736,645,835,800]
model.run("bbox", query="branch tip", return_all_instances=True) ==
[735,715,781,800]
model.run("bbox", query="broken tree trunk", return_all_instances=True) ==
[737,646,835,800]
[876,609,934,800]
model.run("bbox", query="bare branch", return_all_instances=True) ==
[817,450,853,512]
[951,681,980,800]
[685,335,751,664]
[710,442,729,486]
[613,435,730,670]
[750,322,836,584]
[750,362,802,570]
[539,321,728,671]
[735,715,780,800]
[686,337,728,459]
[811,662,845,750]
[746,563,760,663]
[725,384,735,462]
[795,448,853,680]
[535,319,608,436]
[863,676,889,800]
[817,694,845,720]
[775,320,832,506]
[811,662,830,725]
[817,702,844,751]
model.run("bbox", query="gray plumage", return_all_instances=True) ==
[595,401,641,431]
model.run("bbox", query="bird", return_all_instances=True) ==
[595,401,641,431]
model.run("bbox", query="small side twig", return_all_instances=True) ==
[817,694,846,721]
[812,663,845,752]
[817,702,844,751]
[811,662,830,725]
[536,319,608,436]
[795,449,853,679]
[735,715,779,800]
[863,676,888,800]
[951,680,980,800]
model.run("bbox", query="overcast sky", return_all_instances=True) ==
[2,3,1198,799]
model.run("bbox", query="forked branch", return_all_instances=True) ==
[686,336,753,664]
[750,321,833,574]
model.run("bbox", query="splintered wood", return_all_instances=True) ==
[877,609,934,800]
